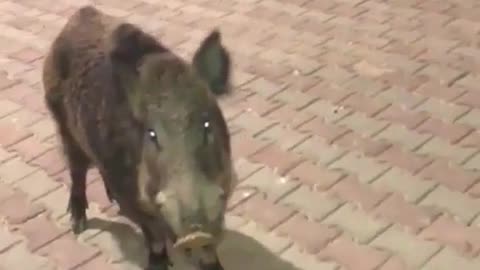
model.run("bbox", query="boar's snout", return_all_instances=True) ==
[173,231,213,250]
[173,231,221,267]
[151,179,227,234]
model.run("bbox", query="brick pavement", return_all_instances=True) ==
[1,0,480,269]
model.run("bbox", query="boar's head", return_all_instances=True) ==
[109,23,236,264]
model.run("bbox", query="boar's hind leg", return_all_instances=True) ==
[200,258,225,270]
[61,133,91,234]
[199,251,223,270]
[141,225,171,270]
[45,96,91,235]
[66,148,90,235]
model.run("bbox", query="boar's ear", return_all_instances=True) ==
[192,30,231,96]
[109,23,165,118]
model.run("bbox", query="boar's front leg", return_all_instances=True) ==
[197,251,225,270]
[141,225,172,270]
[45,91,90,234]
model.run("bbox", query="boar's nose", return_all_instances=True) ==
[173,231,213,250]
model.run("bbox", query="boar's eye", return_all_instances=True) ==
[148,129,157,140]
[201,112,213,145]
[203,120,210,130]
[202,120,212,144]
[147,129,161,149]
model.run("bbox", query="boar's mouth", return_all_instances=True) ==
[173,231,213,250]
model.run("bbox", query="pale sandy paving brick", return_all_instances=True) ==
[371,167,436,202]
[340,71,385,94]
[0,24,39,46]
[36,231,99,270]
[256,123,310,150]
[112,261,143,270]
[322,204,389,244]
[228,186,257,210]
[0,99,20,117]
[4,109,44,128]
[232,70,256,87]
[419,213,480,257]
[473,215,480,227]
[456,108,480,129]
[456,74,480,92]
[292,136,347,165]
[273,90,316,109]
[0,226,22,251]
[0,2,29,15]
[372,193,434,234]
[90,5,130,18]
[0,157,37,184]
[416,137,477,164]
[336,111,389,137]
[285,52,321,75]
[266,103,316,129]
[318,65,355,84]
[374,124,432,151]
[12,169,60,200]
[370,225,441,269]
[28,118,56,141]
[288,161,345,191]
[231,111,275,135]
[417,64,466,86]
[351,59,393,78]
[0,147,15,162]
[0,241,55,270]
[281,245,339,270]
[35,187,70,219]
[422,248,480,270]
[462,152,480,171]
[303,99,351,123]
[318,235,390,270]
[233,158,263,181]
[379,256,410,270]
[237,167,300,202]
[280,185,342,221]
[244,77,287,98]
[75,255,117,270]
[224,215,248,230]
[415,98,469,122]
[233,221,291,254]
[261,0,307,16]
[329,151,390,183]
[374,86,426,109]
[419,186,480,224]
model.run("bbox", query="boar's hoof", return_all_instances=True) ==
[145,260,171,270]
[200,259,225,270]
[146,246,172,270]
[145,265,169,270]
[67,197,88,234]
[71,216,87,235]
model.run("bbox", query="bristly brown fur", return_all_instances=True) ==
[43,5,234,270]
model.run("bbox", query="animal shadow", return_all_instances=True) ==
[87,217,300,270]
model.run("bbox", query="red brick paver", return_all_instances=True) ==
[1,0,480,269]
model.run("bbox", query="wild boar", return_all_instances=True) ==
[42,5,236,270]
